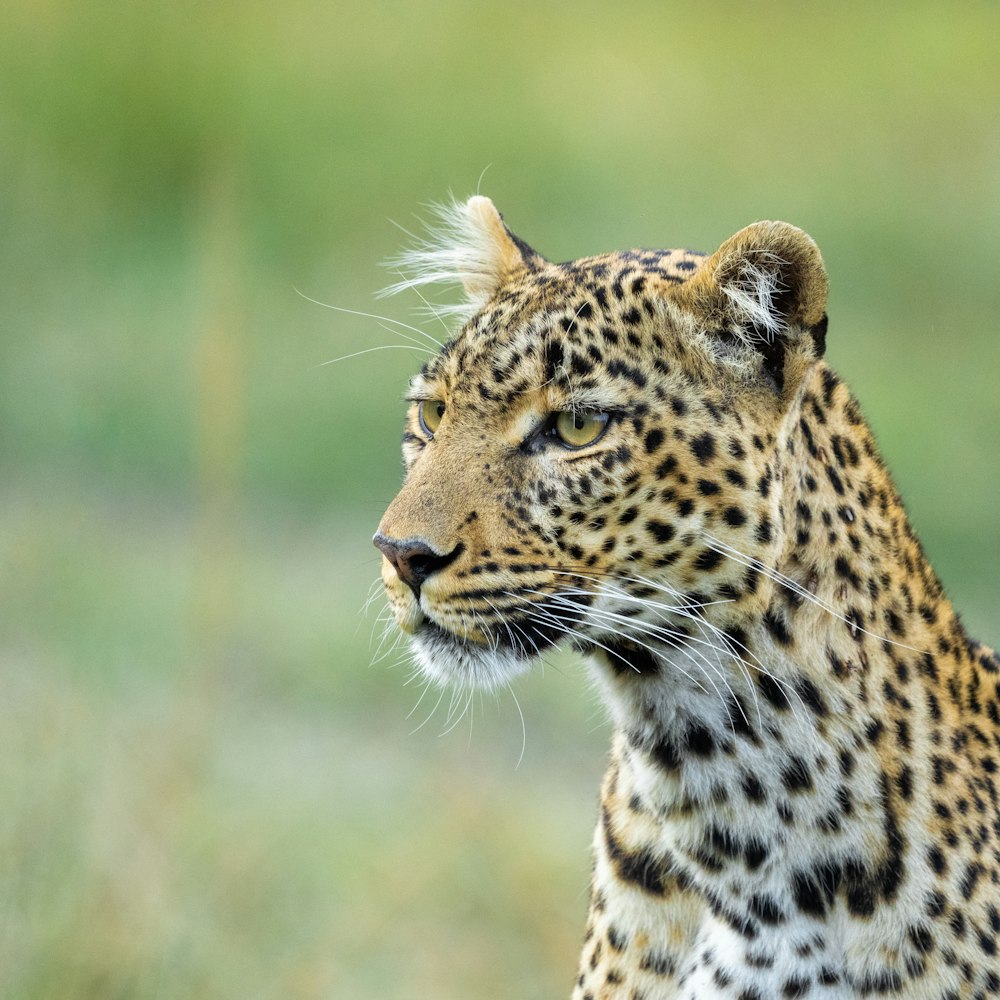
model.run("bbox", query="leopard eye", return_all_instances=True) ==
[553,409,609,449]
[418,399,446,436]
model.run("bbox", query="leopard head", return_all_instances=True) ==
[374,197,828,689]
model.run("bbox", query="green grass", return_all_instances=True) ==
[1,2,998,996]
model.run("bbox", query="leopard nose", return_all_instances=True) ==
[373,534,464,596]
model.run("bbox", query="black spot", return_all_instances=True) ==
[826,465,845,495]
[640,951,675,976]
[744,838,769,870]
[749,894,785,925]
[834,554,861,590]
[606,359,647,388]
[763,609,793,646]
[740,777,770,815]
[606,924,626,950]
[682,722,716,756]
[694,548,724,571]
[781,976,811,998]
[542,337,564,383]
[896,765,913,801]
[758,673,790,710]
[605,643,660,677]
[644,428,665,453]
[723,506,747,527]
[793,675,827,716]
[708,823,741,860]
[959,862,983,898]
[908,924,933,954]
[655,454,678,479]
[781,755,813,793]
[651,736,680,771]
[690,432,716,463]
[647,519,676,544]
[601,805,667,896]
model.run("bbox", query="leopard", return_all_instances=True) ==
[372,195,1000,1000]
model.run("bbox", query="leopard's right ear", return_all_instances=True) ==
[674,221,829,392]
[382,196,545,318]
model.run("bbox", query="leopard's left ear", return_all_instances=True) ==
[677,221,829,390]
[383,196,545,317]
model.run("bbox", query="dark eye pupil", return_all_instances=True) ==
[574,413,586,429]
[436,402,446,420]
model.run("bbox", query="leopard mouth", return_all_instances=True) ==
[408,596,586,689]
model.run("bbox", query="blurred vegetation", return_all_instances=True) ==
[1,2,998,997]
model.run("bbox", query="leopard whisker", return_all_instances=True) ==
[408,680,449,736]
[294,289,445,349]
[546,589,731,674]
[405,672,437,719]
[517,597,716,700]
[540,592,744,733]
[503,680,528,770]
[389,266,455,340]
[549,570,798,723]
[541,575,774,728]
[318,343,433,368]
[587,574,765,726]
[370,609,407,666]
[702,533,925,653]
[439,687,475,737]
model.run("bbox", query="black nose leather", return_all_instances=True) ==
[374,534,463,596]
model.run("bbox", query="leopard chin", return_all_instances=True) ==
[409,620,538,690]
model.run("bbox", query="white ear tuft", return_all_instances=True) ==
[673,221,828,391]
[380,195,538,323]
[719,251,790,344]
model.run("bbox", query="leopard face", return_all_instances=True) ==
[375,197,828,692]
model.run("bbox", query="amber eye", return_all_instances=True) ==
[553,409,610,448]
[418,399,446,436]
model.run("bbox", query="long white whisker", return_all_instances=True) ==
[538,593,741,727]
[517,598,719,702]
[409,683,447,735]
[544,569,798,717]
[317,344,432,367]
[506,682,527,770]
[294,288,444,348]
[405,674,436,720]
[440,688,473,737]
[391,269,454,339]
[375,322,442,354]
[702,533,924,653]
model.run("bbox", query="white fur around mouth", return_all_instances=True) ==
[409,620,538,690]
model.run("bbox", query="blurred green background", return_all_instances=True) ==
[2,2,998,997]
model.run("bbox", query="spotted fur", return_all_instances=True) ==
[373,197,1000,1000]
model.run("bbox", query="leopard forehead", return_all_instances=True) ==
[415,250,707,400]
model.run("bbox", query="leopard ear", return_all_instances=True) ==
[383,196,544,317]
[677,221,829,389]
[458,196,543,299]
